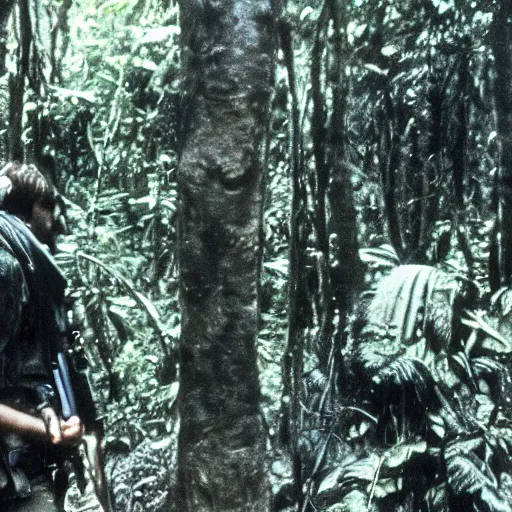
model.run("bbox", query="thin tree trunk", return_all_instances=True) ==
[49,0,72,84]
[453,60,468,213]
[311,2,329,260]
[452,54,473,270]
[424,80,444,252]
[310,2,333,369]
[409,126,426,260]
[176,0,278,509]
[492,0,512,286]
[381,89,404,258]
[327,0,362,355]
[8,0,32,162]
[9,73,24,162]
[279,20,307,451]
[0,0,16,160]
[0,0,16,75]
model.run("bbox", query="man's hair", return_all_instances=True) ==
[0,162,55,218]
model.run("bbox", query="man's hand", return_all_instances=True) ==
[41,407,83,445]
[61,415,84,444]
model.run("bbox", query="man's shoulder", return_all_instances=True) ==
[0,248,28,307]
[0,212,32,257]
[0,211,26,233]
[0,248,24,281]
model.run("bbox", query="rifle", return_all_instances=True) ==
[53,345,113,512]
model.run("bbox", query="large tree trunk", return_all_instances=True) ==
[176,0,278,510]
[492,0,512,287]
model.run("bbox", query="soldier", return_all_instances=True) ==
[0,162,83,511]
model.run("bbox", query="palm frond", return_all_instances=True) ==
[365,265,438,345]
[445,446,511,512]
[374,357,439,411]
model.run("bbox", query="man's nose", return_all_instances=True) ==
[55,215,68,235]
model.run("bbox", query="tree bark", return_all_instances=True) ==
[492,0,512,287]
[381,89,405,259]
[408,126,426,260]
[452,53,474,270]
[327,0,362,369]
[176,0,278,510]
[0,0,16,160]
[0,0,16,75]
[311,3,329,261]
[278,19,307,450]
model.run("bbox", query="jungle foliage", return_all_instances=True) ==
[1,0,512,511]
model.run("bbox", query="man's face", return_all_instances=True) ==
[30,199,67,253]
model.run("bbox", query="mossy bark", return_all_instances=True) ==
[176,0,278,510]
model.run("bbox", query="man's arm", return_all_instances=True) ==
[0,403,47,438]
[0,403,82,445]
[0,251,83,446]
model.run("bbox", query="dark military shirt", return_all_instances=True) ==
[0,212,67,499]
[0,212,67,394]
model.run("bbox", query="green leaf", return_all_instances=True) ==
[132,57,158,71]
[300,6,313,20]
[317,455,380,496]
[423,484,448,511]
[427,413,446,439]
[382,440,427,470]
[371,477,400,499]
[263,259,288,274]
[135,291,160,320]
[108,296,137,308]
[48,85,96,103]
[140,26,180,44]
